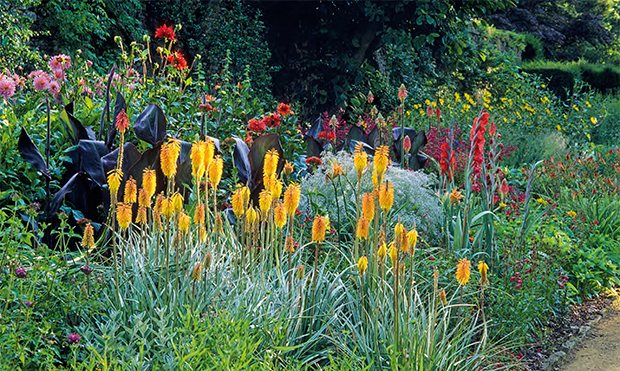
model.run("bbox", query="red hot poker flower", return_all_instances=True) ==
[155,25,177,41]
[116,109,129,134]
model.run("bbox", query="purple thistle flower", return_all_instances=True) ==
[80,265,93,275]
[15,267,27,279]
[67,333,81,345]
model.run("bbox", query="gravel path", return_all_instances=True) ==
[561,300,620,371]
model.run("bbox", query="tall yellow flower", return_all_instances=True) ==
[81,222,95,248]
[354,142,367,181]
[208,155,223,189]
[202,139,215,177]
[259,189,273,216]
[374,145,390,181]
[172,192,184,213]
[191,140,206,181]
[143,168,157,198]
[395,223,408,253]
[274,201,287,229]
[283,160,294,176]
[389,243,398,266]
[407,228,418,255]
[161,197,175,219]
[117,202,132,230]
[138,188,151,208]
[266,176,283,200]
[377,241,387,262]
[123,176,137,204]
[361,192,375,221]
[154,193,164,214]
[246,206,258,226]
[136,206,147,224]
[456,258,471,285]
[231,187,245,217]
[153,210,162,231]
[356,217,369,240]
[358,256,368,275]
[263,148,279,178]
[107,169,123,197]
[478,261,489,286]
[161,139,180,178]
[284,235,295,252]
[178,211,191,235]
[378,181,394,212]
[439,289,448,305]
[283,183,301,216]
[312,215,328,242]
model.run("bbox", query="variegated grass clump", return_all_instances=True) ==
[299,150,443,237]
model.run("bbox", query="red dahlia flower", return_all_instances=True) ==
[166,51,188,70]
[155,25,177,41]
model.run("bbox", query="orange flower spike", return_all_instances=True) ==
[374,145,390,181]
[136,206,148,225]
[377,241,387,262]
[194,202,205,225]
[202,139,214,175]
[231,188,245,217]
[263,149,280,178]
[311,215,328,242]
[191,140,206,181]
[81,222,95,248]
[456,258,471,285]
[283,160,294,176]
[274,201,287,229]
[356,217,370,240]
[160,143,175,179]
[154,193,164,214]
[138,188,151,208]
[354,142,368,181]
[259,189,273,216]
[378,181,394,212]
[117,202,133,230]
[284,235,295,252]
[162,197,175,219]
[124,176,137,204]
[361,192,375,221]
[283,183,301,216]
[208,155,223,189]
[143,168,157,199]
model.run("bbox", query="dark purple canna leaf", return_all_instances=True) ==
[134,103,167,146]
[126,145,166,197]
[100,142,142,181]
[18,127,50,180]
[232,137,251,186]
[77,140,108,186]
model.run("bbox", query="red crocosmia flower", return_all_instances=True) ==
[115,109,130,134]
[248,118,266,133]
[305,156,322,167]
[155,24,177,41]
[435,107,441,120]
[277,103,291,116]
[166,52,187,70]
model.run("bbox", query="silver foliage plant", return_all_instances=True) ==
[299,150,443,238]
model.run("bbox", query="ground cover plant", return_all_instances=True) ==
[1,10,620,371]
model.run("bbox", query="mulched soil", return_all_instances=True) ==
[518,295,613,370]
